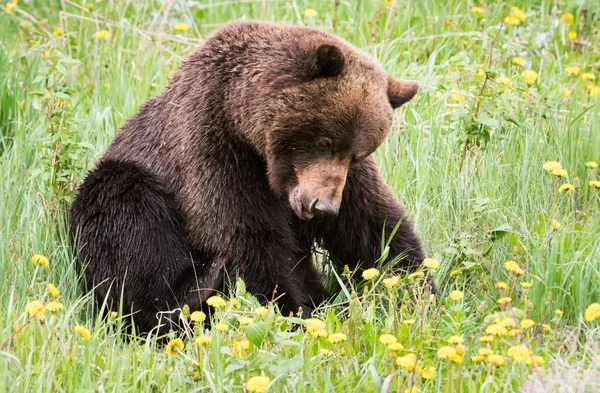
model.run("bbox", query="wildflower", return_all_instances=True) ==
[498,297,512,305]
[585,161,598,169]
[568,31,577,40]
[471,6,483,14]
[496,76,512,86]
[478,348,493,356]
[543,324,551,333]
[504,15,520,25]
[449,269,462,277]
[383,276,400,288]
[254,306,268,316]
[26,300,45,316]
[403,319,415,326]
[495,317,516,327]
[362,268,380,280]
[590,180,600,189]
[304,8,318,17]
[408,271,425,279]
[560,13,574,24]
[437,346,458,359]
[388,342,404,351]
[562,89,572,97]
[555,309,563,318]
[52,27,63,37]
[171,23,191,33]
[246,376,271,393]
[520,319,535,329]
[521,69,538,86]
[551,219,561,230]
[423,258,440,269]
[74,325,92,340]
[32,254,49,267]
[229,299,241,309]
[448,335,464,345]
[396,353,417,370]
[104,82,110,88]
[5,2,14,13]
[543,161,562,172]
[327,333,347,344]
[479,335,494,342]
[585,303,600,322]
[239,317,253,326]
[508,328,520,336]
[512,57,526,66]
[504,260,524,275]
[449,290,463,301]
[471,355,485,362]
[95,30,110,40]
[45,301,64,312]
[511,6,526,21]
[521,282,533,289]
[196,336,212,345]
[47,283,60,298]
[190,311,206,323]
[582,72,596,81]
[495,282,508,290]
[552,168,568,177]
[379,334,398,346]
[558,183,575,192]
[565,66,580,76]
[404,388,419,393]
[319,348,333,356]
[507,344,531,362]
[206,295,227,308]
[486,324,508,336]
[451,93,463,102]
[233,340,250,356]
[488,354,505,366]
[215,322,229,331]
[421,366,436,379]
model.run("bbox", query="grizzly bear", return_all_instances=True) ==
[69,21,425,335]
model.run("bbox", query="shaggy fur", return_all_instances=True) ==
[70,21,425,335]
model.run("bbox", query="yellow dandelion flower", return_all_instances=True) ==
[383,276,401,288]
[562,88,572,97]
[306,318,326,333]
[479,335,494,342]
[327,332,347,344]
[5,2,15,13]
[532,356,545,365]
[423,258,440,269]
[190,311,206,322]
[52,27,63,37]
[45,301,63,312]
[471,6,483,14]
[560,13,574,24]
[254,306,268,316]
[26,300,45,316]
[408,271,425,279]
[504,15,520,25]
[495,317,516,327]
[239,317,253,326]
[552,168,568,177]
[388,342,404,351]
[173,22,190,32]
[565,66,580,76]
[582,72,596,81]
[32,254,49,267]
[520,319,535,329]
[568,31,577,40]
[512,57,526,66]
[543,161,562,172]
[229,299,241,309]
[543,324,551,333]
[585,161,598,169]
[402,319,415,326]
[585,303,600,321]
[449,269,462,277]
[95,30,110,40]
[507,344,531,362]
[206,295,227,308]
[246,375,271,393]
[362,268,380,280]
[478,348,494,356]
[449,290,463,301]
[395,353,417,370]
[496,76,512,86]
[498,297,512,305]
[555,309,563,318]
[558,183,575,192]
[448,335,464,345]
[504,260,524,275]
[488,354,505,366]
[215,322,229,331]
[74,325,92,340]
[319,348,333,356]
[421,366,436,379]
[471,355,485,362]
[404,388,419,393]
[437,346,458,359]
[304,8,318,17]
[521,69,538,86]
[495,282,508,290]
[47,283,60,298]
[196,335,212,345]
[486,324,508,336]
[590,180,600,189]
[511,6,526,21]
[379,334,398,346]
[551,219,561,230]
[455,344,466,356]
[451,93,463,102]
[521,282,533,289]
[508,328,520,336]
[233,339,250,356]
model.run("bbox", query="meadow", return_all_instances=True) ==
[1,0,600,391]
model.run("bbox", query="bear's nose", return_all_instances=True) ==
[310,199,339,217]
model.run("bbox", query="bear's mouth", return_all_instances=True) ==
[290,186,314,220]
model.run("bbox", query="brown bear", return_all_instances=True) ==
[69,21,425,335]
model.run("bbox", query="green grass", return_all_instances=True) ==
[1,0,600,392]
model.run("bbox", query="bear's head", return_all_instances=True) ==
[259,33,418,220]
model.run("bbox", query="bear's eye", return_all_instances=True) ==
[317,139,333,153]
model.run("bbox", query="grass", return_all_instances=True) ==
[1,0,600,392]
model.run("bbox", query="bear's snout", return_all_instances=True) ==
[310,199,339,217]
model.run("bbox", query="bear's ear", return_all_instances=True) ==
[313,44,345,78]
[388,77,419,109]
